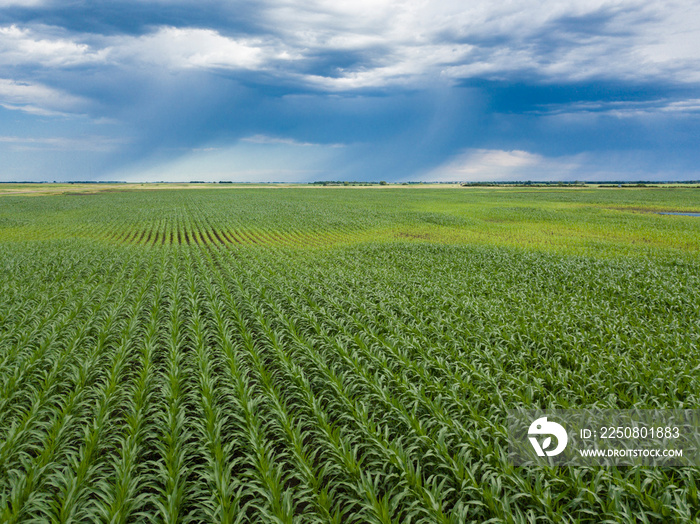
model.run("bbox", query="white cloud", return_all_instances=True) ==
[302,43,474,90]
[5,0,700,90]
[0,0,44,5]
[108,27,295,71]
[1,1,700,92]
[0,24,296,72]
[528,97,700,118]
[422,148,580,181]
[660,98,700,112]
[241,134,344,147]
[0,134,126,151]
[261,0,700,88]
[420,147,700,182]
[0,78,86,115]
[0,25,106,67]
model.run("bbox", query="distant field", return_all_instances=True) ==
[0,186,698,522]
[1,185,699,255]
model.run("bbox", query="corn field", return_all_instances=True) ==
[0,187,699,522]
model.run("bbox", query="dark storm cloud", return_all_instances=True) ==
[0,0,699,181]
[0,1,267,36]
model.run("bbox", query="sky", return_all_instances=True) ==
[1,0,699,182]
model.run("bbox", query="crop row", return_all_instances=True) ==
[0,191,387,248]
[0,233,699,522]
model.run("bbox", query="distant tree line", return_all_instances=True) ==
[460,181,700,187]
[310,181,386,186]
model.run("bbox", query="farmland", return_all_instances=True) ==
[0,185,699,522]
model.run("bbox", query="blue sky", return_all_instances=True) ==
[1,0,699,182]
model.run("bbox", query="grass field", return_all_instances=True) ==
[0,186,699,522]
